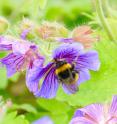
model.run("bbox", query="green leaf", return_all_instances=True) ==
[0,52,7,58]
[0,68,8,89]
[56,40,117,106]
[12,104,38,114]
[51,113,68,124]
[37,98,71,114]
[12,115,29,124]
[0,111,29,124]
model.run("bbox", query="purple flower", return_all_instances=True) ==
[27,43,100,98]
[70,95,117,124]
[32,116,53,124]
[0,35,44,78]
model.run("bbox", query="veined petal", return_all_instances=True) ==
[0,44,12,51]
[5,64,17,77]
[109,95,117,118]
[70,117,94,124]
[1,53,25,77]
[0,36,13,44]
[34,63,59,98]
[27,62,56,97]
[26,67,42,93]
[78,69,90,85]
[53,43,84,63]
[33,57,45,67]
[108,118,117,124]
[26,57,45,93]
[62,82,78,94]
[0,36,13,51]
[12,41,31,54]
[77,50,100,71]
[32,116,53,124]
[70,96,117,124]
[80,104,104,123]
[32,62,54,82]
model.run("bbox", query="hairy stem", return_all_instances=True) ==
[95,0,116,42]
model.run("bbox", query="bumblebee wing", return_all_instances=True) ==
[62,81,79,94]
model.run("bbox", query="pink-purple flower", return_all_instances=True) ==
[70,95,117,124]
[0,35,44,78]
[27,43,100,98]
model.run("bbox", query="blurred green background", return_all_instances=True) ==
[0,0,117,124]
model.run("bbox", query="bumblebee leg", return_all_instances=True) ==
[57,76,62,84]
[71,63,75,70]
[68,68,74,80]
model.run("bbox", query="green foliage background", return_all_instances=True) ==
[0,0,117,124]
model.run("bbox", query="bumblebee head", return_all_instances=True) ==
[55,60,67,68]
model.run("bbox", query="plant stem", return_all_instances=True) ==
[95,0,116,42]
[102,0,111,17]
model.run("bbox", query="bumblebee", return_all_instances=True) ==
[54,60,79,84]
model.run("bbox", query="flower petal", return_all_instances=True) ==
[78,69,90,85]
[0,36,12,51]
[108,118,117,124]
[77,50,100,71]
[62,82,78,94]
[33,57,45,67]
[53,43,84,63]
[73,110,84,118]
[26,57,45,93]
[0,44,12,51]
[5,64,16,77]
[32,116,53,124]
[70,117,94,124]
[80,104,104,123]
[26,62,53,93]
[109,95,117,117]
[34,64,59,98]
[1,53,24,77]
[20,29,30,40]
[26,67,42,93]
[12,41,31,54]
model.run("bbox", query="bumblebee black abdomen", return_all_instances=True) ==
[58,69,70,79]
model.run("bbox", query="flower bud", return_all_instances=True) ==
[20,18,35,31]
[35,21,68,41]
[19,18,36,40]
[72,25,99,48]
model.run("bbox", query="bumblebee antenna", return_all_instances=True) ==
[51,58,58,63]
